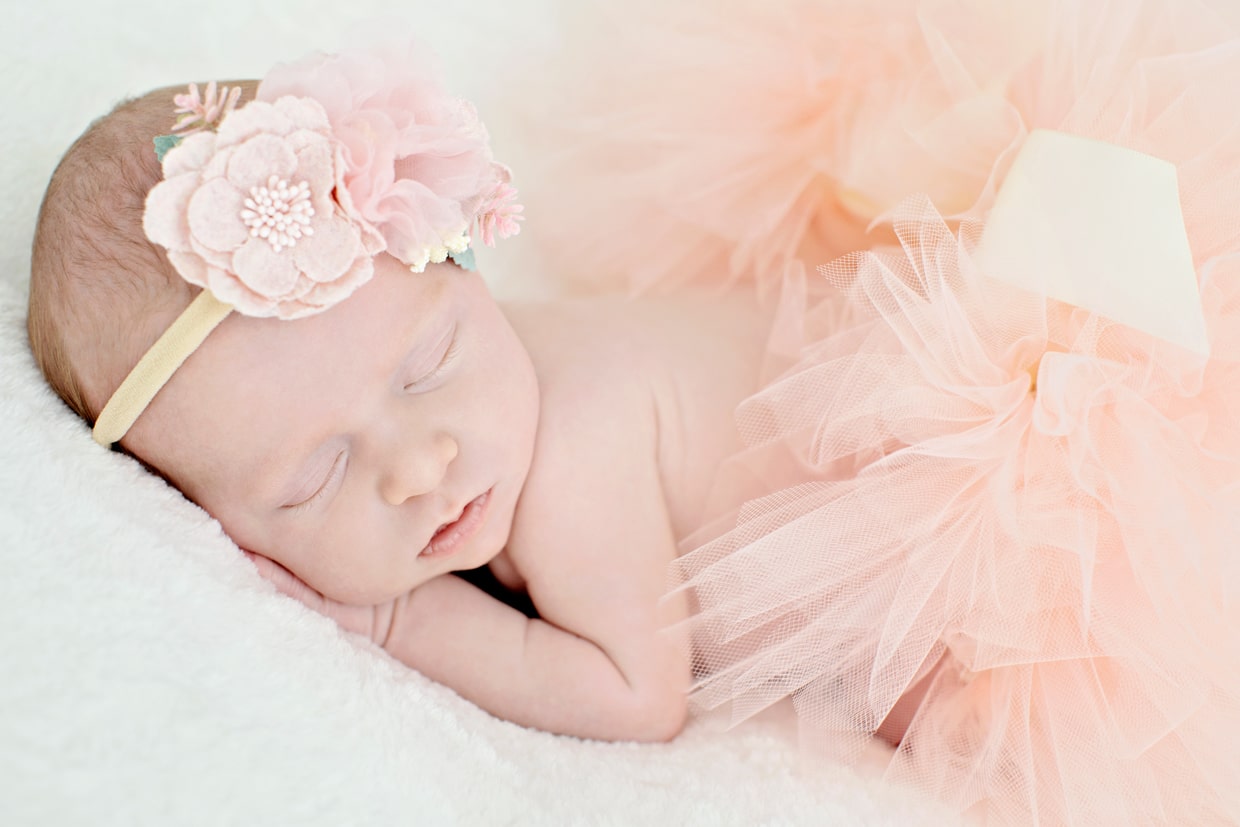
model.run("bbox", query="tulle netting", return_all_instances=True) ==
[674,198,1240,823]
[528,0,1240,822]
[522,0,919,295]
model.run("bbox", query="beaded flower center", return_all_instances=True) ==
[240,175,316,254]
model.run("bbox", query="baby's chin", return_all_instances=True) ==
[310,564,455,607]
[313,575,413,608]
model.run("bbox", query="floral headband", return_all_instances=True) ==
[92,44,523,446]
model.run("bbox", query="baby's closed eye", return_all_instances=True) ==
[402,324,459,391]
[284,451,347,511]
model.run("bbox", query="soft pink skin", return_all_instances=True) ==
[124,257,771,742]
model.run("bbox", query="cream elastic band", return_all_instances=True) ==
[92,291,233,446]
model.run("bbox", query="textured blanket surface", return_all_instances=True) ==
[0,1,956,823]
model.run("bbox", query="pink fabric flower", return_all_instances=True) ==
[144,95,385,319]
[257,42,520,270]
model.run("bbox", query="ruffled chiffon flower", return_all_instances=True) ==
[257,42,520,272]
[144,96,384,319]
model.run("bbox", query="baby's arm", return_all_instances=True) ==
[255,563,686,741]
[383,572,686,742]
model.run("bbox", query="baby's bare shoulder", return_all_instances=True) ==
[498,297,666,554]
[499,292,770,559]
[503,295,664,489]
[496,300,687,671]
[501,291,767,416]
[503,296,665,389]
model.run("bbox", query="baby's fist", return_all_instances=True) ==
[243,550,394,646]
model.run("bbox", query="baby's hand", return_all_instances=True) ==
[243,551,394,646]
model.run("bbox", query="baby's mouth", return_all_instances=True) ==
[418,490,491,559]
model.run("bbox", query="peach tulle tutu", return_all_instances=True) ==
[529,0,1240,823]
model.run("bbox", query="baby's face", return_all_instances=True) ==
[128,255,540,604]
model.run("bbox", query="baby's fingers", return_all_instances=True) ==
[243,550,328,612]
[242,550,383,642]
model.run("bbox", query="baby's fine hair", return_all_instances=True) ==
[28,83,254,426]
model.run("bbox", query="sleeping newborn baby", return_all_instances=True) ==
[30,7,1240,823]
[27,46,773,741]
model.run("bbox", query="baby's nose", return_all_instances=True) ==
[380,431,458,505]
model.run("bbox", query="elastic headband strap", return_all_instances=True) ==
[92,291,233,446]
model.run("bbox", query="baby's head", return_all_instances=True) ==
[29,84,211,429]
[29,46,536,605]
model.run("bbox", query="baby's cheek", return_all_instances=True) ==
[232,512,334,598]
[296,513,398,606]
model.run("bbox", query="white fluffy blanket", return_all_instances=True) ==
[0,1,956,823]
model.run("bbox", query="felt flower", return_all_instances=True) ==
[144,95,385,319]
[257,42,521,271]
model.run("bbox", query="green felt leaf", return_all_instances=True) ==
[153,134,183,163]
[449,247,477,271]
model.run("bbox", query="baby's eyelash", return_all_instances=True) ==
[404,332,460,390]
[288,452,347,512]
